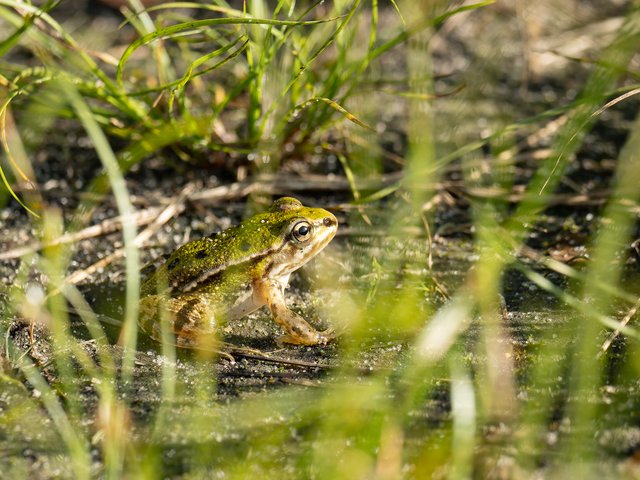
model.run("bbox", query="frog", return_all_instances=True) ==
[138,197,338,348]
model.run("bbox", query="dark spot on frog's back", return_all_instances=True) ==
[167,257,180,271]
[194,249,208,259]
[240,240,251,252]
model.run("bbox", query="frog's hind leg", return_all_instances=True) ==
[139,295,218,350]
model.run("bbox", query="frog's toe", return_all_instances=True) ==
[277,327,335,346]
[275,335,291,347]
[317,328,335,344]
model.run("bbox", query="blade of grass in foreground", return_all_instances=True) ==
[12,351,91,478]
[560,103,640,475]
[3,220,91,477]
[506,7,640,239]
[60,77,141,384]
[508,7,640,471]
[40,209,130,479]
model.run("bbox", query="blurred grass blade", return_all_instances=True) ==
[369,1,494,60]
[507,8,640,236]
[564,99,640,469]
[449,356,476,479]
[0,95,41,217]
[72,115,211,227]
[519,266,640,340]
[60,77,141,383]
[291,96,374,131]
[13,352,91,478]
[415,295,473,364]
[539,88,640,193]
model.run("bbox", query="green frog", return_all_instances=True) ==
[139,197,338,348]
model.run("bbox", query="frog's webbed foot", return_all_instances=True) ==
[255,280,334,346]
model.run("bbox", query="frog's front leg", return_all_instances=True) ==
[253,279,334,346]
[139,294,217,349]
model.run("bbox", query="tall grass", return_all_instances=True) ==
[1,0,640,478]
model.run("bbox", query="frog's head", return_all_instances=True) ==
[257,197,338,279]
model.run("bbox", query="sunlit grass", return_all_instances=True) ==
[1,0,640,478]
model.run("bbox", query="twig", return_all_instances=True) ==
[226,348,332,370]
[63,183,196,286]
[189,180,260,202]
[0,207,164,260]
[453,185,612,207]
[190,172,403,203]
[601,296,640,353]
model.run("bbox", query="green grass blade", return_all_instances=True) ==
[116,16,342,86]
[60,77,141,383]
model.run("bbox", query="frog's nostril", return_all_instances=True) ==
[323,216,335,227]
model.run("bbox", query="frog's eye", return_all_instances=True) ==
[291,220,313,243]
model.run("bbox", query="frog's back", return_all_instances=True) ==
[142,216,283,296]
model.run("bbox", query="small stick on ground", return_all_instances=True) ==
[601,296,640,353]
[189,172,403,204]
[63,183,196,287]
[0,207,164,260]
[226,347,332,370]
